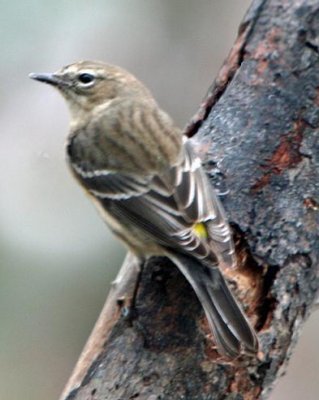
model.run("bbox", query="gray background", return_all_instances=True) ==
[0,1,317,399]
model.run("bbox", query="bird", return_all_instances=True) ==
[29,61,258,358]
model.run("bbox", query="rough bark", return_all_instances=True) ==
[61,0,319,399]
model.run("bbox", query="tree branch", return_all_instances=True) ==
[60,0,319,398]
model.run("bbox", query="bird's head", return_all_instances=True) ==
[30,61,153,119]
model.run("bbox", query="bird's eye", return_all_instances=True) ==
[77,73,95,85]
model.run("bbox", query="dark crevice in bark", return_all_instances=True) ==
[255,264,279,331]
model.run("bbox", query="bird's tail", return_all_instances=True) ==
[168,252,258,358]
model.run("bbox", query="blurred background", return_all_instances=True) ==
[0,1,317,399]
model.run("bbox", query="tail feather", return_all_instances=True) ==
[169,253,258,358]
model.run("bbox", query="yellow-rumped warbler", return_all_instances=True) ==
[30,61,258,358]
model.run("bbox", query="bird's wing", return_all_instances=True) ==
[71,138,235,267]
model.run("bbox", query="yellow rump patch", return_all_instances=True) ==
[193,222,208,239]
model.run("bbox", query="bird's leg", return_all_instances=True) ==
[111,251,143,323]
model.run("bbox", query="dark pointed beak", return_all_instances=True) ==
[29,72,62,86]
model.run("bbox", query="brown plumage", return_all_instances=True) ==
[30,61,258,358]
